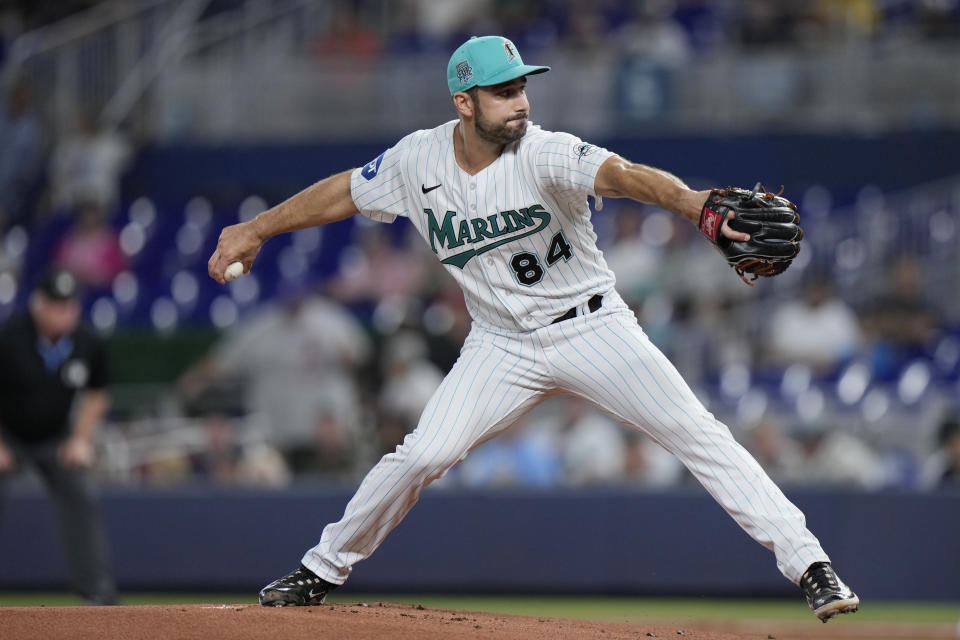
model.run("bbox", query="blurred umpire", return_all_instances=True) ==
[0,268,116,605]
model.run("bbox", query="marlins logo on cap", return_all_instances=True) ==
[503,41,517,62]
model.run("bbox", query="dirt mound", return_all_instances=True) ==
[0,602,748,640]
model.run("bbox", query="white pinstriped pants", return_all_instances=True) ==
[302,290,829,586]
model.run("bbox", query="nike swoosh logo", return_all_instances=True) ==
[421,183,442,194]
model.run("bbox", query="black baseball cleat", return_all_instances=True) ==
[258,564,337,606]
[800,561,860,622]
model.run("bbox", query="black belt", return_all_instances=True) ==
[551,294,603,325]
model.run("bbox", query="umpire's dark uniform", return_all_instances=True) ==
[0,270,116,604]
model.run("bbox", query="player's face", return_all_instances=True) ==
[472,78,529,145]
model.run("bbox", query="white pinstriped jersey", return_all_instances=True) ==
[350,120,616,332]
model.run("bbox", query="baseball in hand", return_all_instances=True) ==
[224,262,245,282]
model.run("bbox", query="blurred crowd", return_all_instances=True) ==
[87,196,960,494]
[5,0,960,66]
[304,0,960,59]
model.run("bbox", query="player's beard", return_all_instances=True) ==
[474,103,528,145]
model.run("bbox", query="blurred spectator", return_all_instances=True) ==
[0,268,116,604]
[137,444,192,485]
[680,296,750,378]
[738,1,798,48]
[119,414,290,488]
[659,213,748,303]
[328,225,427,306]
[743,416,804,485]
[188,414,288,486]
[52,201,129,288]
[617,1,692,66]
[48,113,131,214]
[178,292,371,474]
[660,296,710,383]
[311,4,383,61]
[0,219,27,278]
[416,257,472,371]
[565,4,606,53]
[921,415,960,489]
[378,330,444,434]
[602,205,661,304]
[185,415,238,484]
[763,273,862,374]
[787,420,886,490]
[862,254,943,379]
[622,430,684,487]
[0,81,44,228]
[373,412,410,461]
[403,0,492,42]
[643,212,750,376]
[454,414,561,488]
[235,441,292,486]
[557,398,627,485]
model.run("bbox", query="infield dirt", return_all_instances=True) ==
[0,602,953,640]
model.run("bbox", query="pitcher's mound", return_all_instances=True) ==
[0,602,753,640]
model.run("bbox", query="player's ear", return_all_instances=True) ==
[453,92,473,119]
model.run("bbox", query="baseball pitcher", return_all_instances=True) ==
[208,36,857,622]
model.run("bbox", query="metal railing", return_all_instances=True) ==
[2,0,176,134]
[1,0,326,136]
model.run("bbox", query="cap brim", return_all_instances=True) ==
[478,64,550,88]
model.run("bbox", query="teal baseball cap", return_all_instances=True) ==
[447,36,550,95]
